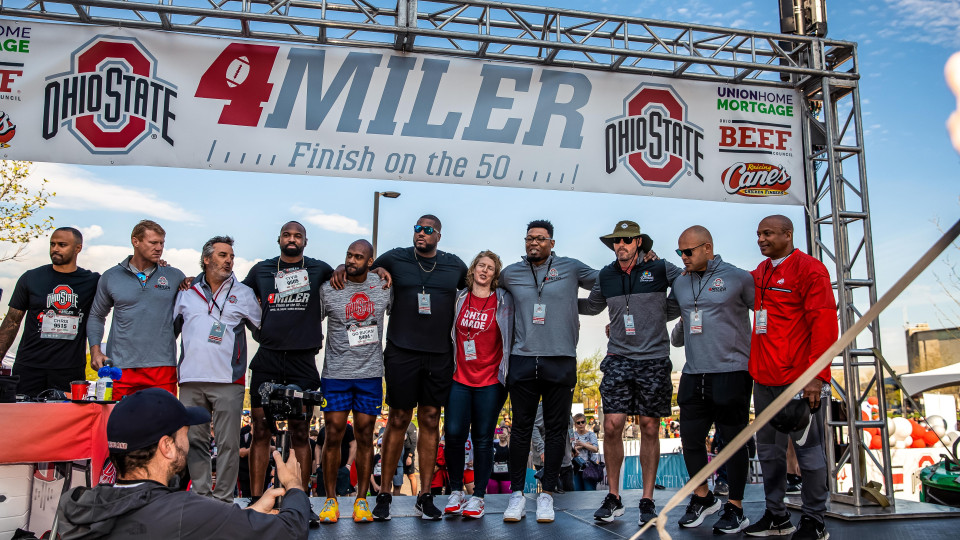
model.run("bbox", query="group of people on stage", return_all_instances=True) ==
[0,213,836,540]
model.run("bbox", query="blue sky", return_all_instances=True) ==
[1,0,958,374]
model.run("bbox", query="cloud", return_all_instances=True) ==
[293,205,371,235]
[883,0,960,47]
[25,163,200,222]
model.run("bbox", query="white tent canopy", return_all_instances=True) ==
[899,362,960,396]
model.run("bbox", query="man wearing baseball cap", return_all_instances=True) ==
[580,220,681,526]
[57,388,311,539]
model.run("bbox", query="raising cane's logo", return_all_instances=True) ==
[42,36,177,154]
[604,83,704,188]
[346,292,375,321]
[721,162,791,197]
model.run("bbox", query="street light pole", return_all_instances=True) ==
[372,191,400,257]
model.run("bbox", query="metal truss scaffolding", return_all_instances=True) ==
[0,0,888,510]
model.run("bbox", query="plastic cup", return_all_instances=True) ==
[70,380,90,401]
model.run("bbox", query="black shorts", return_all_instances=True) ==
[383,341,453,410]
[12,363,85,398]
[599,354,673,417]
[249,348,321,408]
[677,371,753,426]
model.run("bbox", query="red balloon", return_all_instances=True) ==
[923,430,940,446]
[911,439,927,449]
[867,396,879,406]
[867,427,881,437]
[869,438,882,449]
[910,421,926,440]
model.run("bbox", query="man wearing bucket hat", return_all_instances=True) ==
[56,388,311,539]
[580,220,681,525]
[743,215,837,540]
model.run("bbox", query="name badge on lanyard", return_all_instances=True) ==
[348,324,379,347]
[623,314,635,335]
[533,303,546,324]
[755,309,768,334]
[690,309,704,334]
[463,339,477,361]
[418,292,432,315]
[208,321,226,345]
[40,311,80,340]
[275,268,309,298]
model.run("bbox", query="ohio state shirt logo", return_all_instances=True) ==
[346,292,375,321]
[47,284,78,310]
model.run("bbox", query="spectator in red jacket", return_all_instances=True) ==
[743,215,837,540]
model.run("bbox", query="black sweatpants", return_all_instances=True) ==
[678,370,753,501]
[507,355,576,493]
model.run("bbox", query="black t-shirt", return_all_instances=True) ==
[9,265,100,369]
[317,424,355,468]
[492,441,510,479]
[242,256,333,350]
[374,247,466,353]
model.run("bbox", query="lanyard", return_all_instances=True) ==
[690,265,718,311]
[457,291,495,340]
[194,277,234,321]
[277,257,305,274]
[619,256,640,314]
[413,249,438,293]
[758,250,793,309]
[529,257,554,303]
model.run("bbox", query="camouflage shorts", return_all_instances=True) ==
[599,354,673,417]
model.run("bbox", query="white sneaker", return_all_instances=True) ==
[444,490,466,514]
[462,496,485,518]
[536,492,555,523]
[503,491,526,522]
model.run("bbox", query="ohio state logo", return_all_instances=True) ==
[42,36,177,154]
[604,83,704,187]
[346,292,374,321]
[721,162,791,197]
[47,284,77,310]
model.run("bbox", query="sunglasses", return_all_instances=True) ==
[414,225,437,235]
[575,420,586,424]
[613,237,638,245]
[675,242,707,257]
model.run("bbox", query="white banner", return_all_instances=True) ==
[0,20,805,205]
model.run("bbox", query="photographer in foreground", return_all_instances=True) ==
[57,389,310,539]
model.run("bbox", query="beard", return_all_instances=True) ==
[414,242,435,254]
[166,445,188,487]
[281,243,303,257]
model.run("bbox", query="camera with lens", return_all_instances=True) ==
[258,382,324,433]
[572,455,587,471]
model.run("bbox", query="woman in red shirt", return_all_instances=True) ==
[442,250,514,519]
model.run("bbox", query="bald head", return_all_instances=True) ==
[349,239,374,259]
[758,215,793,234]
[345,239,375,281]
[278,220,307,259]
[679,225,713,245]
[756,215,794,259]
[677,225,714,272]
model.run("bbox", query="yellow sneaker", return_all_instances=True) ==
[354,497,374,522]
[318,498,339,523]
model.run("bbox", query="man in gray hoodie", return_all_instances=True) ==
[668,225,755,534]
[87,220,185,399]
[56,388,310,539]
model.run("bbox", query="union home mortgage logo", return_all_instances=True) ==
[604,83,704,188]
[42,36,177,154]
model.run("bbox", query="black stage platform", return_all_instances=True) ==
[273,485,960,539]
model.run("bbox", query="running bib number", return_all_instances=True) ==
[40,312,79,340]
[533,303,546,324]
[493,463,508,474]
[274,269,310,298]
[347,324,379,347]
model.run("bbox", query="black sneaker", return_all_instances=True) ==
[415,493,443,521]
[678,492,721,528]
[743,510,795,536]
[372,492,392,521]
[714,480,730,497]
[792,516,829,540]
[786,474,802,495]
[638,498,658,525]
[713,502,750,534]
[593,493,625,522]
[309,510,320,528]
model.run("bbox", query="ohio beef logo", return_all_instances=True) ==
[721,162,791,197]
[346,292,374,321]
[604,83,704,187]
[42,36,177,154]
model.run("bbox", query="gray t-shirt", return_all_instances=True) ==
[320,274,392,379]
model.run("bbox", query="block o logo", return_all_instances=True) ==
[42,36,178,154]
[604,83,704,187]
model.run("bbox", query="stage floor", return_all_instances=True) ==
[269,485,960,539]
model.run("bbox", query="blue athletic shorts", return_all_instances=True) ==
[320,377,383,416]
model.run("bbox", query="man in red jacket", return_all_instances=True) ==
[743,215,837,540]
